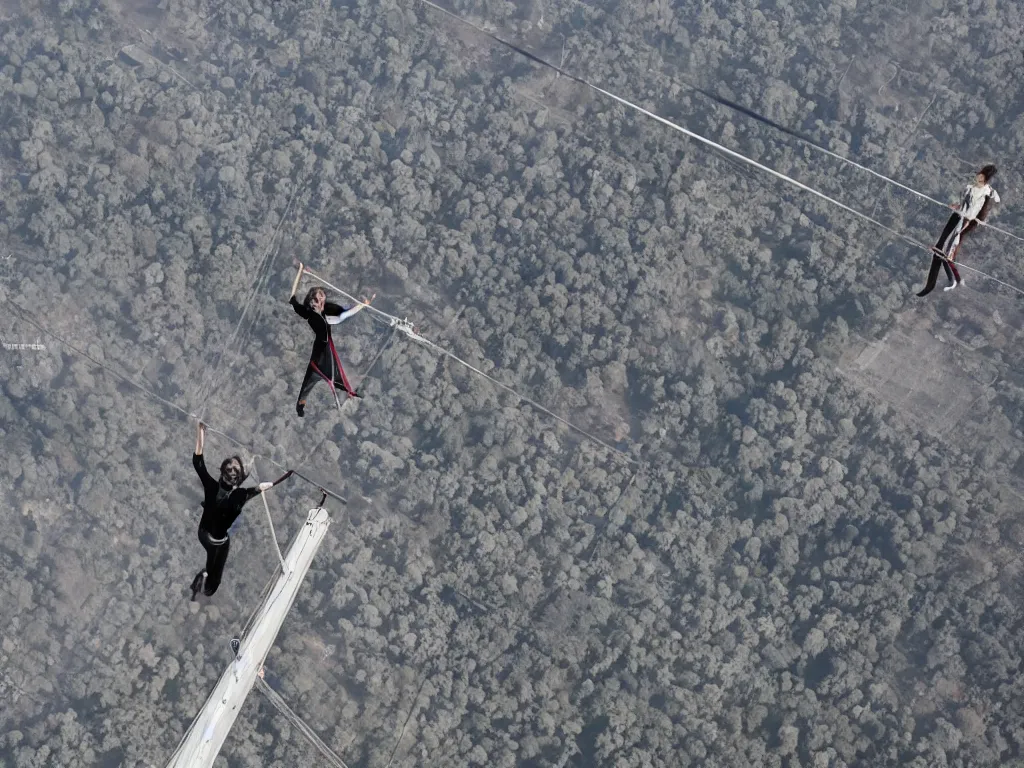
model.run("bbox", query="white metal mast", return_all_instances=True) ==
[165,506,331,767]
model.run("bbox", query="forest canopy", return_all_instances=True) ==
[2,0,1024,766]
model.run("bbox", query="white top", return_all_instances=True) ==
[325,306,360,325]
[959,183,1000,220]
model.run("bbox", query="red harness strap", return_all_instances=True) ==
[309,344,355,398]
[327,338,355,395]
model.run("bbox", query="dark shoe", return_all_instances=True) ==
[348,390,362,399]
[296,401,305,417]
[190,571,206,601]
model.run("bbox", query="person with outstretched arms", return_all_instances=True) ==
[190,422,291,600]
[289,263,374,416]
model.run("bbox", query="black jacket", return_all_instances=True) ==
[193,453,260,538]
[290,297,349,369]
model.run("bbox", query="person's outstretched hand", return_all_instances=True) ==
[290,263,304,298]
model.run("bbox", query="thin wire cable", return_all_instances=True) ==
[585,465,642,563]
[303,269,639,464]
[949,260,1024,293]
[414,0,1024,299]
[256,676,349,768]
[197,183,299,408]
[7,297,201,422]
[195,200,293,415]
[252,459,289,574]
[357,327,399,390]
[238,512,328,660]
[196,180,302,418]
[384,674,429,768]
[5,298,350,505]
[671,78,1024,244]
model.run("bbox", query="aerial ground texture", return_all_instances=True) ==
[2,0,1024,765]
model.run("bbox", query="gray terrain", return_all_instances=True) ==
[2,0,1024,765]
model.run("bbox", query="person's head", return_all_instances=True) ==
[219,456,245,489]
[304,287,326,313]
[976,164,997,185]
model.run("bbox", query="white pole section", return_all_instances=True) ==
[164,507,331,768]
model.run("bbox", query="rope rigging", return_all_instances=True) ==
[194,180,303,420]
[413,0,1024,299]
[13,13,1024,764]
[236,490,327,661]
[4,297,349,507]
[251,459,290,574]
[256,674,349,768]
[676,78,1024,244]
[8,4,1013,545]
[302,268,639,465]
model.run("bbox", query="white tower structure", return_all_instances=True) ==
[165,507,331,767]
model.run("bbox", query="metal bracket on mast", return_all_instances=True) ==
[230,637,243,683]
[390,317,428,346]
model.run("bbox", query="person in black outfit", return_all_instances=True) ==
[918,165,1000,296]
[190,422,281,600]
[289,263,374,416]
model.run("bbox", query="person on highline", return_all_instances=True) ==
[917,164,1000,296]
[289,263,374,416]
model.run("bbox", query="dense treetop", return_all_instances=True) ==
[2,0,1024,765]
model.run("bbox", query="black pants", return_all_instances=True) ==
[919,213,974,296]
[934,212,963,256]
[296,361,348,406]
[197,527,230,595]
[917,255,961,296]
